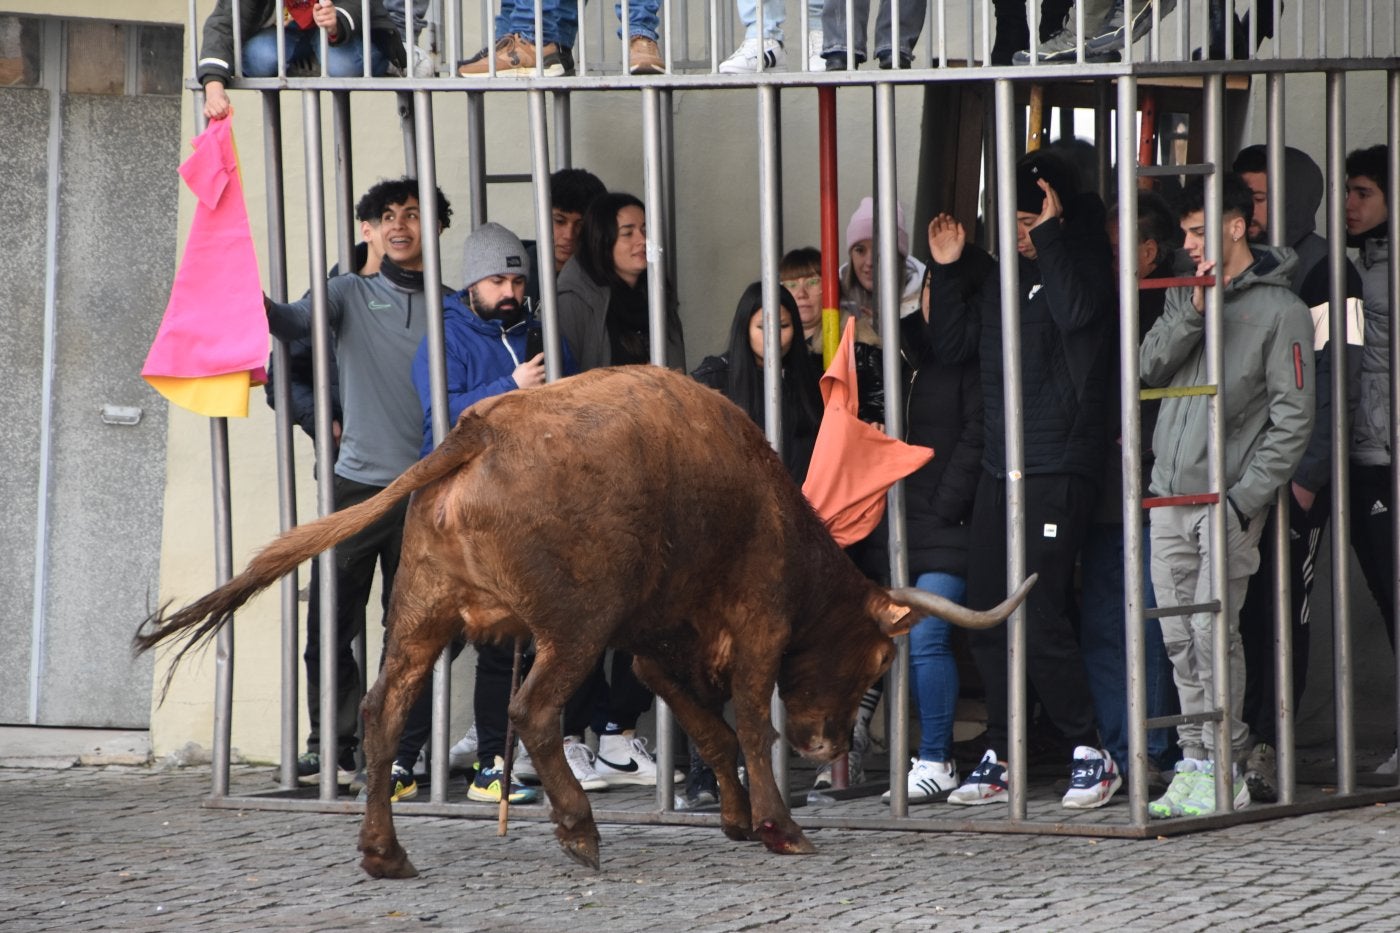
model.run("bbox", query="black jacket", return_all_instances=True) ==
[930,195,1114,483]
[198,0,405,86]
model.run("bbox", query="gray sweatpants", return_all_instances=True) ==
[1149,501,1267,767]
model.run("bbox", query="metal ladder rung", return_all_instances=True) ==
[1139,274,1216,290]
[1145,600,1221,619]
[1146,710,1223,730]
[1140,385,1217,401]
[1138,162,1216,177]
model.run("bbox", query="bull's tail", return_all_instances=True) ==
[133,418,491,697]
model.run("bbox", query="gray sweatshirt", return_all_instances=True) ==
[1141,245,1316,517]
[267,272,428,487]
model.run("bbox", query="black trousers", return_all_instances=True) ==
[1349,464,1397,646]
[562,650,654,738]
[1238,486,1329,747]
[304,474,408,760]
[966,471,1101,759]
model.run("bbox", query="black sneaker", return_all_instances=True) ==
[296,749,356,786]
[823,50,864,70]
[558,45,576,76]
[683,761,719,808]
[877,50,914,69]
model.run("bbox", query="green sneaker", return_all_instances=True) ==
[1178,762,1250,817]
[389,763,418,803]
[1148,759,1200,819]
[467,756,541,804]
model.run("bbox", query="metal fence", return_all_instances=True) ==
[186,0,1400,840]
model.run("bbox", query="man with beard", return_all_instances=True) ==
[402,222,580,804]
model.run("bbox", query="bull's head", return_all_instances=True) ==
[780,574,1037,762]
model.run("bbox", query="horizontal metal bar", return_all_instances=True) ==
[484,173,532,184]
[1145,710,1223,728]
[1143,492,1221,508]
[1138,163,1216,177]
[1141,384,1217,400]
[1145,600,1222,619]
[1140,275,1216,289]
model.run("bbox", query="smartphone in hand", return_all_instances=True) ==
[525,323,544,360]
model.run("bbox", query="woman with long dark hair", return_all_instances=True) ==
[558,191,686,371]
[692,281,823,485]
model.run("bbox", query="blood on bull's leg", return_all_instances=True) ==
[730,661,816,855]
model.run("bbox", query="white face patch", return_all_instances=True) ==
[1043,523,1058,538]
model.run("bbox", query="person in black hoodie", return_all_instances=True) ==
[1231,144,1365,801]
[931,150,1121,810]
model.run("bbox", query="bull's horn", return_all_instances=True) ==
[886,573,1038,631]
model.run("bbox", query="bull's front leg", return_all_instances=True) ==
[730,667,816,856]
[630,656,754,843]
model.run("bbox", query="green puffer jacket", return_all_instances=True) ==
[1141,245,1316,518]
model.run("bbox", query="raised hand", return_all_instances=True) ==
[927,213,967,265]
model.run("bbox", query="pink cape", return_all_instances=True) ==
[142,118,267,417]
[802,317,934,546]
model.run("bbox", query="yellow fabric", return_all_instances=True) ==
[145,372,254,419]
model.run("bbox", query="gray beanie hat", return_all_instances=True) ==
[461,222,529,289]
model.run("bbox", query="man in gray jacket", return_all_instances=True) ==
[264,176,451,796]
[1141,174,1314,819]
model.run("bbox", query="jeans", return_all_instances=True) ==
[495,0,568,44]
[563,649,655,737]
[1078,522,1177,775]
[738,0,825,40]
[909,572,965,762]
[614,0,662,41]
[821,0,926,59]
[242,24,388,77]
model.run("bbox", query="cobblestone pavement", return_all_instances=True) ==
[3,764,1400,932]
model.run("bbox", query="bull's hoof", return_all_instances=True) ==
[720,821,759,843]
[757,819,817,855]
[359,848,419,879]
[559,836,601,870]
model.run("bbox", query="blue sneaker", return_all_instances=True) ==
[948,749,1009,806]
[1061,746,1123,809]
[468,756,540,804]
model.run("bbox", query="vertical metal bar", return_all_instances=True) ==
[302,89,340,803]
[845,0,854,69]
[800,0,812,71]
[1328,70,1356,796]
[466,92,488,227]
[332,92,356,274]
[755,0,764,71]
[263,91,300,792]
[993,79,1028,820]
[708,0,719,72]
[874,82,911,815]
[622,0,632,74]
[397,91,417,176]
[554,92,573,169]
[319,5,330,76]
[361,0,372,78]
[1266,71,1297,806]
[1117,75,1149,828]
[660,88,679,295]
[232,0,244,77]
[579,0,589,74]
[1366,0,1374,58]
[409,90,453,804]
[537,0,546,75]
[529,91,564,382]
[641,86,678,808]
[1095,82,1113,200]
[445,0,461,74]
[937,0,947,68]
[1203,72,1235,810]
[1389,70,1400,788]
[891,0,901,69]
[187,0,198,84]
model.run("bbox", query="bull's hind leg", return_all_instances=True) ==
[630,656,755,843]
[507,639,608,869]
[357,587,460,879]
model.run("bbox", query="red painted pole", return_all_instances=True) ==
[819,86,840,370]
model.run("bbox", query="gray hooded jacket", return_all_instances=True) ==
[1142,246,1316,517]
[1353,233,1392,466]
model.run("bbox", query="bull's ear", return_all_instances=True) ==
[870,597,917,637]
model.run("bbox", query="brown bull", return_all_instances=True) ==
[135,365,1034,878]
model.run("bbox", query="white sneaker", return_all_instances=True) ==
[512,741,539,784]
[947,749,1009,806]
[1377,747,1398,775]
[411,45,436,77]
[448,723,478,773]
[807,28,824,70]
[812,762,833,791]
[1061,746,1123,810]
[595,731,662,786]
[719,37,786,73]
[563,735,609,791]
[883,758,959,803]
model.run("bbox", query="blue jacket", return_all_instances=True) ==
[411,289,579,457]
